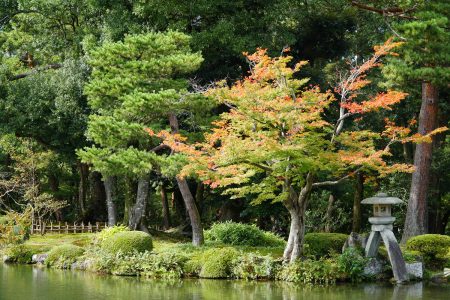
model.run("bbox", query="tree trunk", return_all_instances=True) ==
[169,112,204,246]
[195,182,205,216]
[104,176,117,226]
[401,82,439,244]
[176,177,204,246]
[78,162,89,218]
[352,171,364,233]
[324,194,335,233]
[129,175,150,230]
[283,173,313,262]
[123,178,136,225]
[90,171,107,221]
[160,184,171,230]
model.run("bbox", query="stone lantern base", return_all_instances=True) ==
[365,218,408,283]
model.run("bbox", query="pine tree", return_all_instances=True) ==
[78,32,206,240]
[381,1,450,243]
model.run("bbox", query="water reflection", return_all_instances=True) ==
[0,264,448,300]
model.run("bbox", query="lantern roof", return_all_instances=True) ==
[361,192,403,205]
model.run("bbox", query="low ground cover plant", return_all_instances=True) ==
[204,222,285,247]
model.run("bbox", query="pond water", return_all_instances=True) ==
[0,263,449,300]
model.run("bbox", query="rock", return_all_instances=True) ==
[405,262,423,280]
[430,273,448,284]
[342,232,367,252]
[71,259,94,270]
[444,268,449,278]
[2,255,12,263]
[363,258,384,276]
[32,253,48,264]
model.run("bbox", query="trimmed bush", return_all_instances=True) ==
[204,221,285,247]
[46,244,84,268]
[101,231,153,255]
[3,244,34,264]
[304,233,348,258]
[199,247,239,278]
[276,258,341,284]
[406,234,450,260]
[95,225,130,245]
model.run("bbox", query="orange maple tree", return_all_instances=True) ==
[147,39,445,262]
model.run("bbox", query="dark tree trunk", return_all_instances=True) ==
[123,178,136,225]
[90,171,107,221]
[172,188,187,224]
[195,182,205,216]
[129,175,150,230]
[104,176,117,226]
[324,194,335,233]
[176,177,204,246]
[352,171,364,233]
[402,82,439,244]
[169,112,204,246]
[78,162,89,218]
[283,173,313,262]
[160,184,171,230]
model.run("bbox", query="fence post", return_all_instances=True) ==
[81,222,84,233]
[65,222,68,234]
[96,222,99,232]
[88,222,92,233]
[50,222,53,233]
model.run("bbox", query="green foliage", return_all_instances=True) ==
[336,248,366,282]
[2,244,34,264]
[0,210,31,246]
[78,31,207,177]
[406,234,450,262]
[46,244,84,269]
[232,252,279,280]
[276,259,341,284]
[101,231,153,255]
[90,248,188,278]
[199,247,240,278]
[303,233,348,258]
[141,250,189,279]
[94,225,129,245]
[204,222,285,247]
[383,1,450,87]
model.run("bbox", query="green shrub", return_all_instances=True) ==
[46,244,84,268]
[3,244,34,264]
[90,248,188,278]
[199,247,240,278]
[142,250,188,279]
[304,233,348,258]
[204,222,285,247]
[184,252,204,276]
[276,258,341,284]
[337,248,366,282]
[94,225,130,245]
[0,210,31,246]
[101,231,153,255]
[406,234,450,261]
[232,252,278,280]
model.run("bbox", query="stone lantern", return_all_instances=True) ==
[362,192,407,283]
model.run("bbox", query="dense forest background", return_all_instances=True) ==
[0,0,448,244]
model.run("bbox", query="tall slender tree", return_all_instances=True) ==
[78,32,207,240]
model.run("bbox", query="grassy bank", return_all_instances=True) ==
[1,224,449,285]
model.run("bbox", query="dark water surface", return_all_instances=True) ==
[1,263,449,300]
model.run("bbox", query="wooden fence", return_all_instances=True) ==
[31,221,108,235]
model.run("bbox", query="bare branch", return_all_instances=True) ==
[9,63,62,81]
